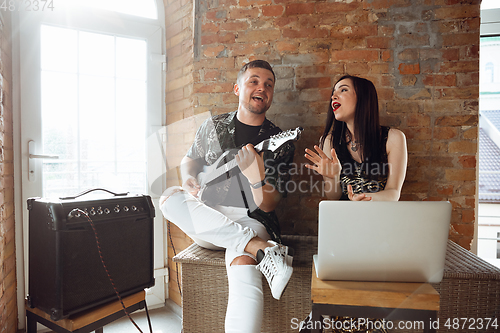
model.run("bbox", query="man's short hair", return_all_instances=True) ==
[237,60,276,84]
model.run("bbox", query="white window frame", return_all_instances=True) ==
[12,1,166,329]
[475,6,500,257]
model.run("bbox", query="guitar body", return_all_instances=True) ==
[196,127,303,206]
[197,150,238,206]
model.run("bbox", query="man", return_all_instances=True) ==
[160,60,295,333]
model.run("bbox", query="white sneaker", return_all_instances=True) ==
[255,241,293,300]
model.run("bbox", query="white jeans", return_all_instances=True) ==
[160,187,270,333]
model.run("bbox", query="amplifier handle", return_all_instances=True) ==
[59,188,129,200]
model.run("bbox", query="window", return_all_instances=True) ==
[485,62,494,83]
[481,0,500,10]
[13,2,166,329]
[40,25,148,197]
[477,5,500,269]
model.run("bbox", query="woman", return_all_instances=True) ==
[299,75,408,333]
[305,75,407,202]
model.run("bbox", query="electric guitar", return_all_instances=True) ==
[196,127,303,205]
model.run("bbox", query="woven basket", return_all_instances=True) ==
[173,235,316,333]
[173,237,500,333]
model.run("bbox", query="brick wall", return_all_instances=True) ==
[164,0,481,306]
[0,10,17,333]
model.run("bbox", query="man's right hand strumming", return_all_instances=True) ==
[182,176,201,197]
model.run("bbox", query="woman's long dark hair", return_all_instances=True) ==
[319,75,382,163]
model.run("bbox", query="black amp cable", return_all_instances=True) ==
[70,208,153,333]
[167,220,182,298]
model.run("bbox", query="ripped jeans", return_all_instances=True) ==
[161,187,270,333]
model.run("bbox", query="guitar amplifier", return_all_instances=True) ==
[27,189,155,321]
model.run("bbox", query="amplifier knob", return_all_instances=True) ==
[74,211,81,218]
[114,206,120,213]
[123,206,129,212]
[90,209,96,216]
[97,208,103,215]
[104,208,110,214]
[131,206,137,211]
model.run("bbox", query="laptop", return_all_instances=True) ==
[313,201,451,283]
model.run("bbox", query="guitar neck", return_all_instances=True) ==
[203,144,264,185]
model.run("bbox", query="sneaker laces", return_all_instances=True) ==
[257,243,288,283]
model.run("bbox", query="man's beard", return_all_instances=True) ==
[242,100,269,115]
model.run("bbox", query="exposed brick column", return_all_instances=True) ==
[164,0,481,306]
[0,10,17,333]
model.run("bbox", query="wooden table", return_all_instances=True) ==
[26,291,148,333]
[310,267,440,333]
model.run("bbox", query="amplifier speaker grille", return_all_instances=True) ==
[28,195,155,320]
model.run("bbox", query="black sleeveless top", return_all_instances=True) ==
[337,126,390,200]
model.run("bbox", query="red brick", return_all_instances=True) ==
[343,37,366,49]
[398,33,430,47]
[331,50,379,62]
[274,16,299,28]
[436,184,454,196]
[379,25,396,37]
[206,9,227,21]
[438,61,478,73]
[220,21,249,31]
[377,87,395,100]
[434,5,480,20]
[445,169,475,181]
[407,114,431,127]
[202,22,219,34]
[400,75,417,86]
[457,72,479,87]
[460,44,479,60]
[166,20,183,39]
[381,50,393,62]
[434,127,458,140]
[367,37,393,49]
[398,63,420,75]
[228,8,260,19]
[441,48,460,61]
[448,141,477,154]
[458,155,476,168]
[403,127,433,140]
[442,33,479,47]
[346,63,371,75]
[285,3,315,16]
[282,27,329,39]
[419,49,441,61]
[454,221,474,235]
[316,2,361,13]
[201,32,235,45]
[296,77,332,90]
[227,42,270,57]
[236,29,281,43]
[370,63,391,74]
[435,115,478,126]
[276,41,298,52]
[239,0,272,6]
[194,82,234,94]
[363,0,412,10]
[423,74,457,86]
[261,5,284,17]
[203,45,225,58]
[330,25,378,38]
[398,48,419,61]
[436,87,478,99]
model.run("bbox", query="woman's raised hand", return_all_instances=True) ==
[304,145,342,179]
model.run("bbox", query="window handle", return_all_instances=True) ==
[28,140,59,182]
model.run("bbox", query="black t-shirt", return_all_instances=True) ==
[219,117,261,208]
